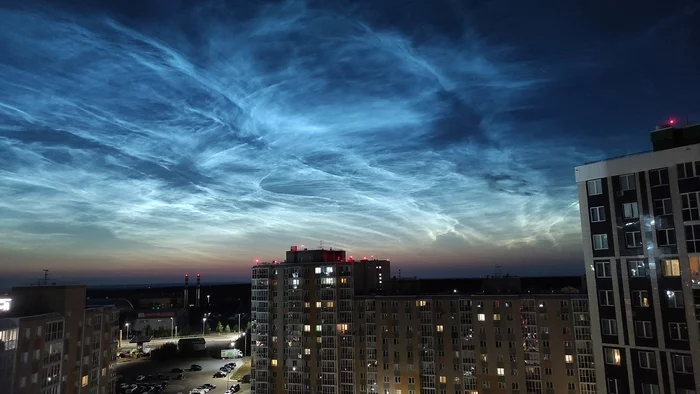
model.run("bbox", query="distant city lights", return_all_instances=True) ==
[0,298,11,312]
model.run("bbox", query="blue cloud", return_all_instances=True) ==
[3,0,694,278]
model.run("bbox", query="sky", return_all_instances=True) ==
[1,0,699,287]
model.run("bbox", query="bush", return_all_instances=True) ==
[150,342,179,361]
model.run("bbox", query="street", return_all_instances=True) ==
[116,343,251,394]
[119,334,241,350]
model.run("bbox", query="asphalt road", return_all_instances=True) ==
[117,343,251,394]
[119,334,240,350]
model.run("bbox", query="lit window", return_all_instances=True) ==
[315,267,322,274]
[477,314,485,321]
[565,355,574,363]
[336,324,349,333]
[326,301,334,308]
[416,300,427,307]
[439,376,446,384]
[340,278,347,284]
[303,325,310,332]
[665,290,684,308]
[316,337,322,343]
[305,349,311,355]
[661,259,680,277]
[493,314,500,321]
[481,354,487,362]
[316,302,322,308]
[316,325,322,332]
[81,376,88,387]
[320,277,335,285]
[271,359,278,366]
[628,260,648,277]
[604,348,621,365]
[304,302,310,308]
[436,325,444,332]
[497,368,505,376]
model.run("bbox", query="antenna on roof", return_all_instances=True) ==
[319,240,324,250]
[43,269,49,286]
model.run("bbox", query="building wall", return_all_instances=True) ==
[251,258,595,394]
[576,145,700,393]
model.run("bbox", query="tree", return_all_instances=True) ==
[204,322,211,334]
[216,322,224,333]
[150,342,178,361]
[143,325,152,337]
[179,325,191,336]
[224,324,231,333]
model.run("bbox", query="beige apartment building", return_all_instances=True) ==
[251,248,596,394]
[0,285,118,394]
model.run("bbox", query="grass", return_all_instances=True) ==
[231,361,250,380]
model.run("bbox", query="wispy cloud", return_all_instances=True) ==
[0,1,592,273]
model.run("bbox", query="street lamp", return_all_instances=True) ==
[202,317,207,336]
[170,317,174,339]
[125,323,130,340]
[207,294,210,305]
[242,332,247,358]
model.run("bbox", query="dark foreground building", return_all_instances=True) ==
[0,285,119,394]
[575,122,700,394]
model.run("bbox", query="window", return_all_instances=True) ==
[565,354,573,363]
[672,354,693,374]
[304,325,310,332]
[439,376,446,384]
[31,373,37,383]
[632,290,649,307]
[638,351,656,369]
[601,319,617,336]
[593,234,609,250]
[681,192,700,221]
[623,202,639,219]
[620,174,636,190]
[436,325,443,332]
[629,260,648,277]
[653,198,672,217]
[666,290,684,308]
[657,229,676,246]
[477,314,485,321]
[641,384,660,394]
[598,290,614,306]
[497,368,504,376]
[686,224,700,253]
[271,359,277,366]
[81,376,88,387]
[587,179,603,196]
[635,321,653,338]
[625,231,642,248]
[669,323,688,341]
[649,168,668,187]
[604,348,621,365]
[677,161,699,179]
[590,206,606,222]
[607,379,620,394]
[662,259,680,277]
[595,261,611,278]
[493,314,500,321]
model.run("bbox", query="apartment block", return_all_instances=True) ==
[0,285,119,394]
[575,122,700,394]
[251,247,595,394]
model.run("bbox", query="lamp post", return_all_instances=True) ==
[207,294,210,306]
[170,317,174,339]
[242,332,247,358]
[202,317,207,336]
[125,323,130,340]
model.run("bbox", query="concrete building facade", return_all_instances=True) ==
[575,123,700,394]
[0,285,118,394]
[250,248,595,394]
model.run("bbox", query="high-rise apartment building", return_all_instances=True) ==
[251,247,595,394]
[575,122,700,394]
[0,285,119,394]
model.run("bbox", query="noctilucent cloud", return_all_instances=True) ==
[0,0,699,286]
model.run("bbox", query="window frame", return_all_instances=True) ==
[672,354,693,374]
[638,351,656,370]
[595,261,611,278]
[631,290,649,308]
[623,202,640,219]
[654,198,672,216]
[669,322,688,341]
[625,231,643,248]
[620,174,636,191]
[657,228,676,246]
[593,234,609,250]
[601,319,617,336]
[635,320,653,338]
[628,260,648,277]
[587,179,603,196]
[649,168,668,187]
[598,290,614,306]
[590,206,606,223]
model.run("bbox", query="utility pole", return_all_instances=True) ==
[43,270,49,286]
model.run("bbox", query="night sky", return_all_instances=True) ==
[1,0,699,287]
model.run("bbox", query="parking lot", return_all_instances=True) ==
[116,351,251,394]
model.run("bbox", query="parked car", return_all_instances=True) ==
[230,384,240,392]
[190,364,203,371]
[213,371,226,378]
[171,368,184,373]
